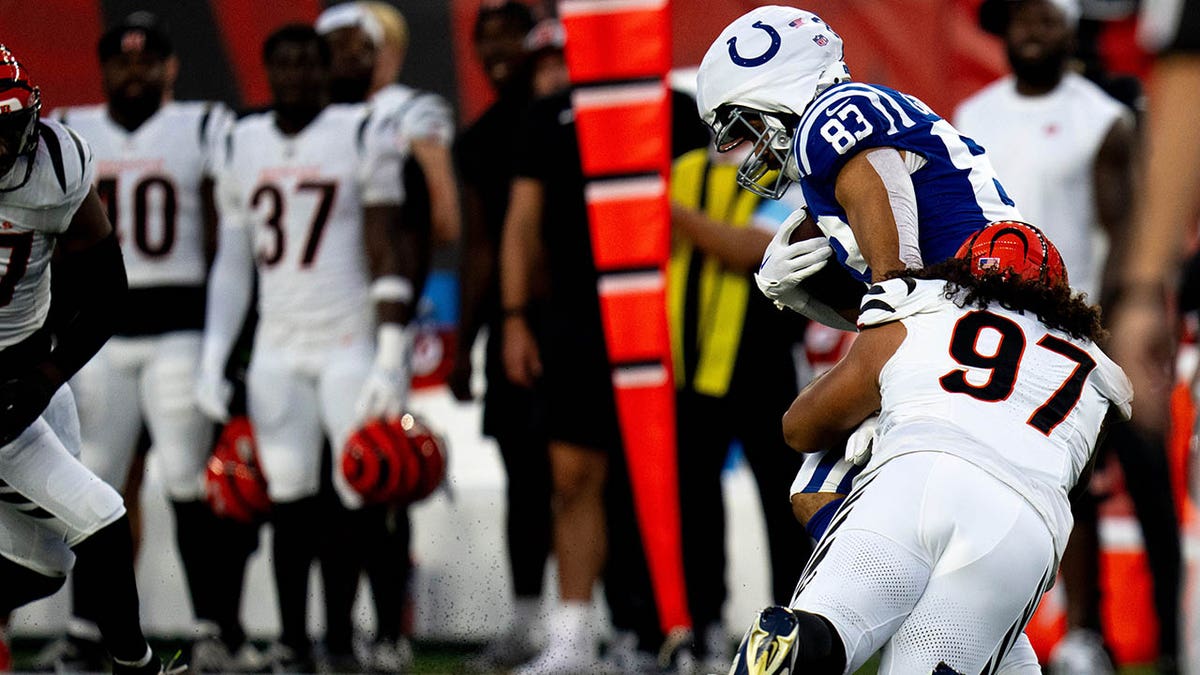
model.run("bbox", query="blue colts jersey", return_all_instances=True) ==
[793,82,1022,283]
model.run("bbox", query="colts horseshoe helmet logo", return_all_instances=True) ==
[726,20,781,67]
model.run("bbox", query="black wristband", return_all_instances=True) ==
[502,305,527,319]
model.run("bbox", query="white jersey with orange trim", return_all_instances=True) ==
[216,104,404,348]
[52,101,232,289]
[862,277,1132,557]
[0,119,95,349]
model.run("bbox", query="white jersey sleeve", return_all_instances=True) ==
[201,102,236,177]
[359,108,405,207]
[856,277,946,328]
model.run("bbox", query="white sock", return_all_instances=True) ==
[551,601,593,657]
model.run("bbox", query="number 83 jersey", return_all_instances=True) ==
[793,82,1022,282]
[53,102,232,289]
[865,278,1132,558]
[216,104,403,333]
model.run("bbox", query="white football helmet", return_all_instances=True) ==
[696,6,851,199]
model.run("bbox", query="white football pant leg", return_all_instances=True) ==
[318,340,373,509]
[995,632,1041,674]
[0,504,75,578]
[791,453,1056,675]
[247,348,324,503]
[0,386,126,547]
[70,338,145,490]
[141,332,212,501]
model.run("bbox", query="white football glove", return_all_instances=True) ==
[194,368,232,423]
[844,413,879,467]
[356,323,413,423]
[755,210,834,314]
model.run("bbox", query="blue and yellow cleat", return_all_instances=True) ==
[728,606,800,675]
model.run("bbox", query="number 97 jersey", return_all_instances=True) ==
[865,278,1132,558]
[793,82,1022,282]
[53,102,232,289]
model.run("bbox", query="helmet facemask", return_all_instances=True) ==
[714,106,799,200]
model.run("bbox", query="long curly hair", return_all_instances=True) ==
[884,258,1106,342]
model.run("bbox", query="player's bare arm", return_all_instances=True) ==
[833,148,915,281]
[499,177,545,388]
[363,204,411,325]
[782,320,902,452]
[1093,114,1135,296]
[200,176,218,266]
[671,203,772,272]
[449,184,493,401]
[410,138,462,244]
[46,186,127,383]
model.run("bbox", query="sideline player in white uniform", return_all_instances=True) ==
[196,25,412,671]
[50,15,261,670]
[315,4,458,670]
[0,44,175,675]
[730,222,1131,675]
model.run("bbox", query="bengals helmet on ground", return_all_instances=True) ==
[0,45,41,190]
[342,413,446,505]
[205,417,270,523]
[955,220,1067,287]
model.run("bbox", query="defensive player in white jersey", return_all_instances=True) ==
[0,45,176,675]
[314,4,458,669]
[730,222,1131,675]
[49,15,262,671]
[196,25,412,671]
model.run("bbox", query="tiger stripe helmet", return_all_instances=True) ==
[0,44,41,188]
[205,417,271,523]
[955,220,1067,287]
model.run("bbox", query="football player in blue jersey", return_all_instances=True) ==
[696,4,1027,541]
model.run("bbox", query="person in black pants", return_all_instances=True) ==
[451,3,551,669]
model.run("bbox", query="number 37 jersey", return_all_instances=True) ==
[216,105,403,331]
[864,278,1132,556]
[53,102,232,289]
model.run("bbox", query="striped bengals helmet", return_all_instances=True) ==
[342,414,446,505]
[205,417,271,523]
[955,221,1067,287]
[0,45,40,187]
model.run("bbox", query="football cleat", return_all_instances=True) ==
[729,606,800,675]
[204,416,270,523]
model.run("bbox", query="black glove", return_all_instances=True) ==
[0,369,58,447]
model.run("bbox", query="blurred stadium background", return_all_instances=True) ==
[0,0,1192,672]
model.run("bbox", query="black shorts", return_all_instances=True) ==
[540,310,622,454]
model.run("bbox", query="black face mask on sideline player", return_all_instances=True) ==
[1006,40,1070,91]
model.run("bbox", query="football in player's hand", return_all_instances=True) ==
[788,214,867,319]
